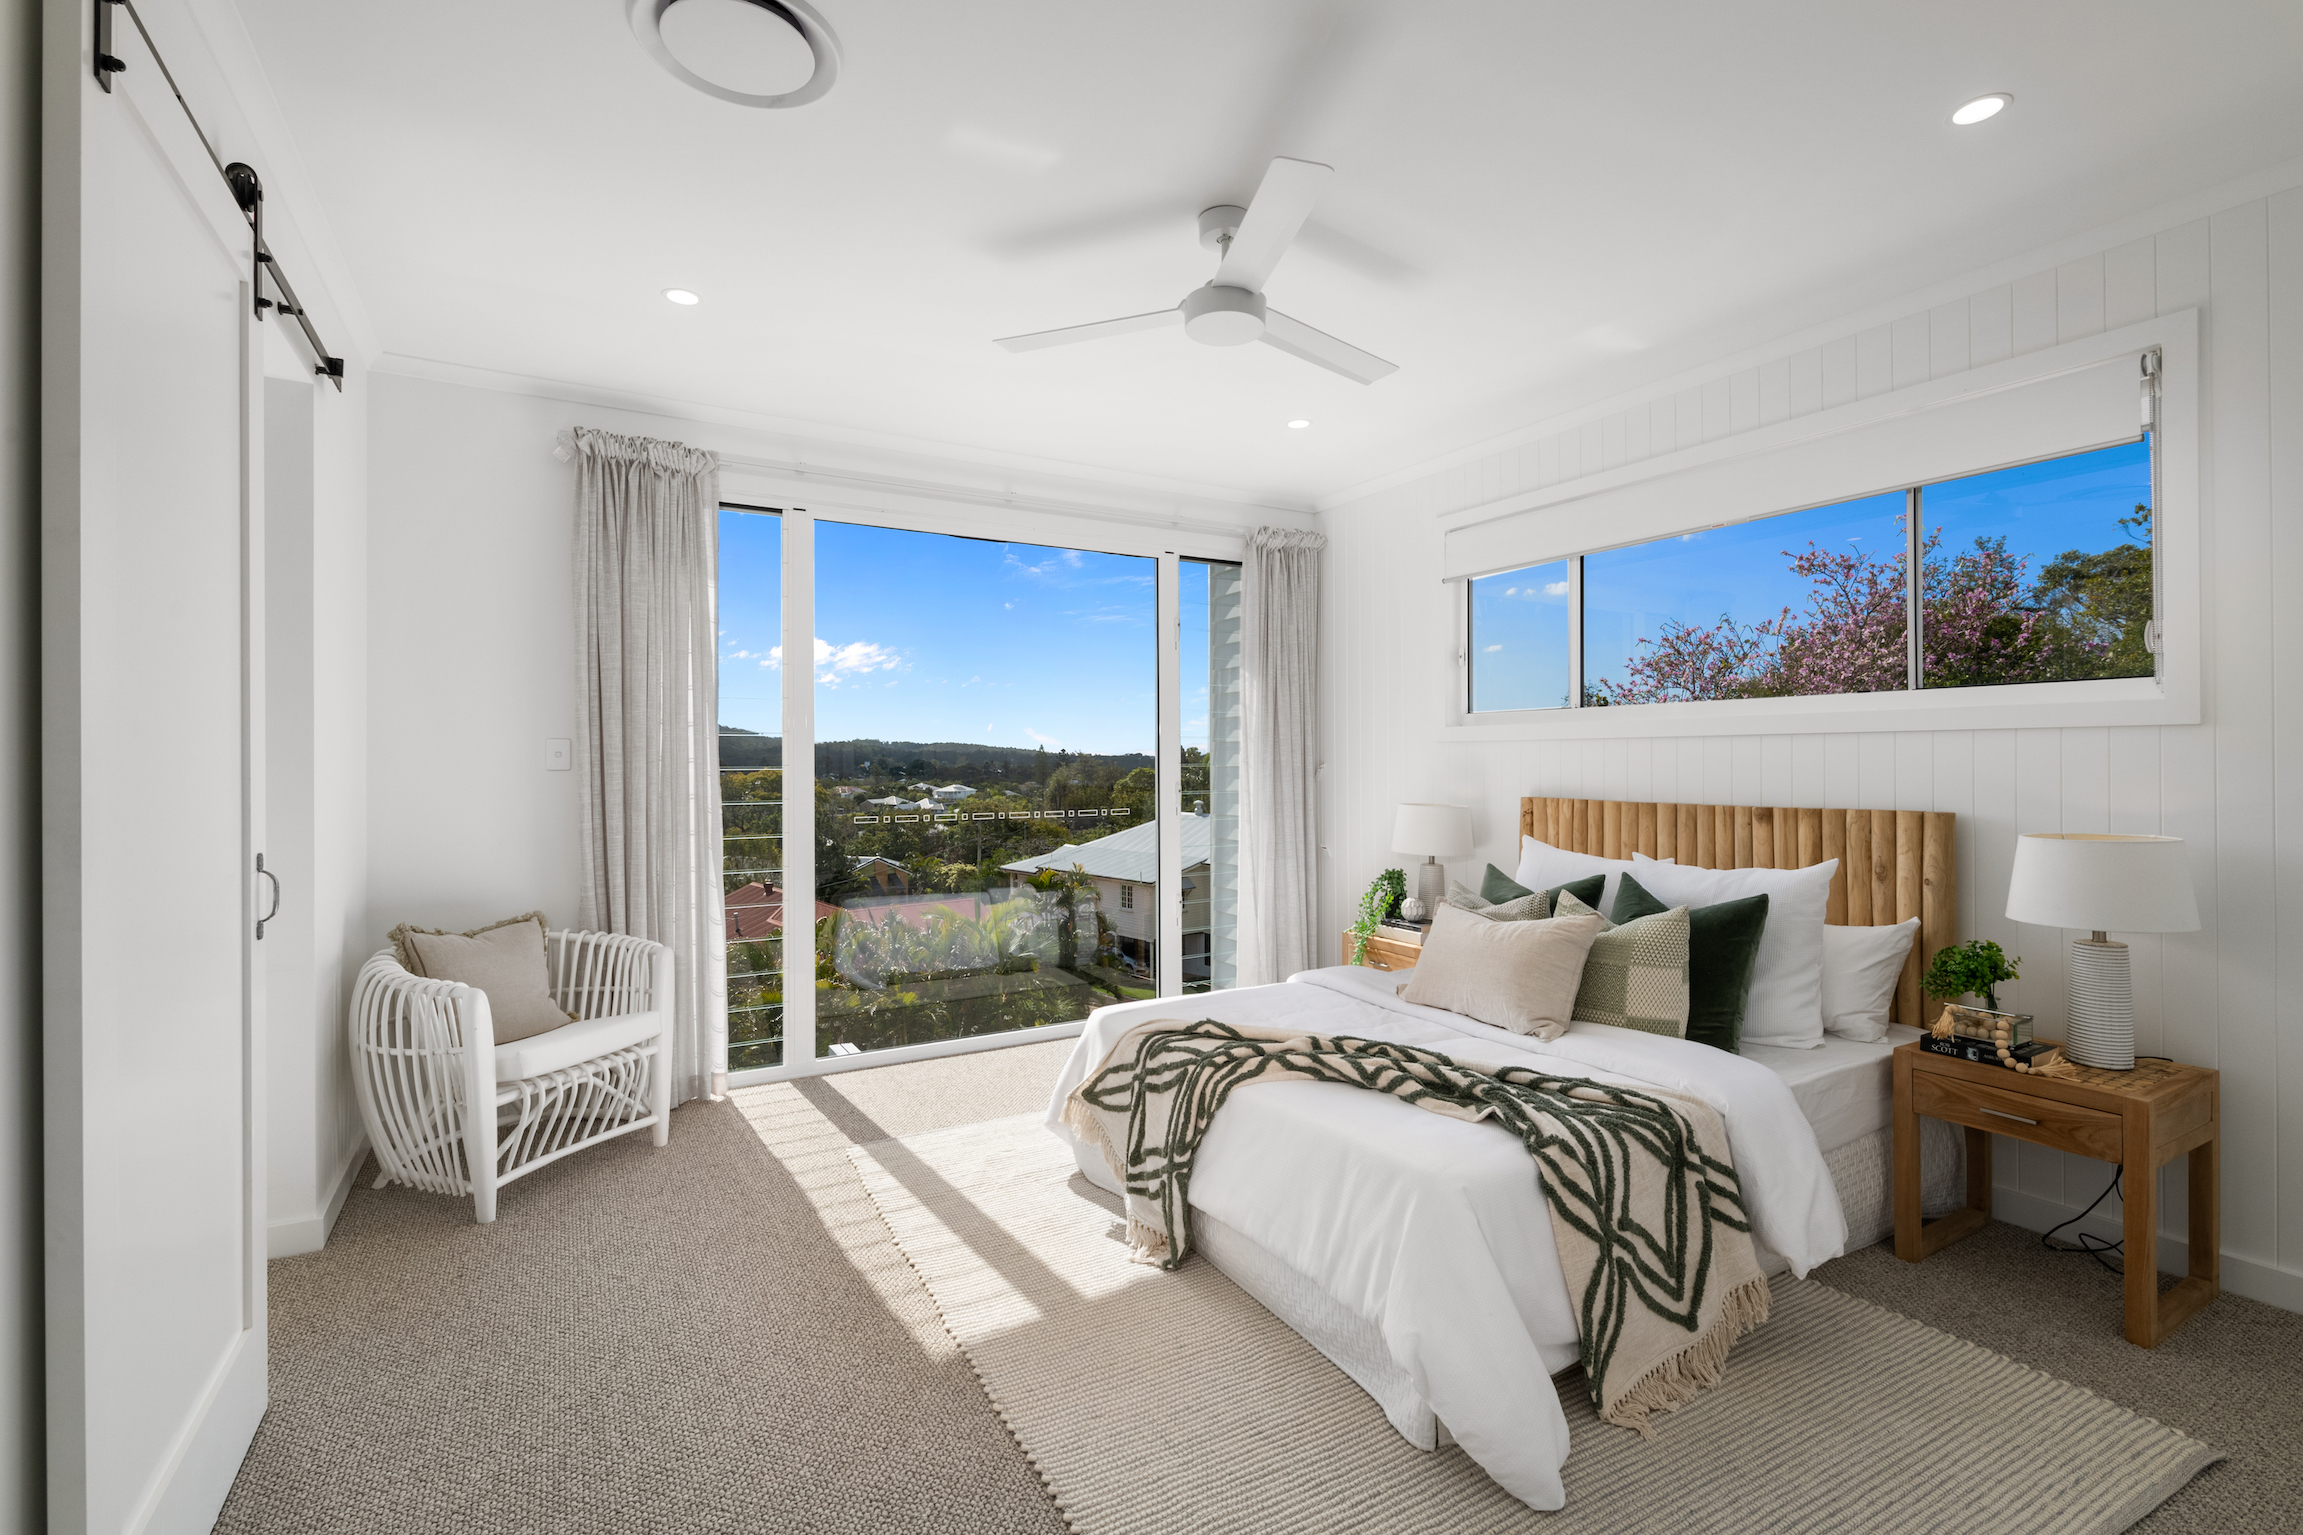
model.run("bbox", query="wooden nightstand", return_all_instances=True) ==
[1892,1041,2219,1348]
[1343,930,1421,972]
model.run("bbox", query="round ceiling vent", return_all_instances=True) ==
[629,0,841,109]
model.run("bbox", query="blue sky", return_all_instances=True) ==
[1470,437,2151,706]
[717,512,1161,756]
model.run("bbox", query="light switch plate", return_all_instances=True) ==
[544,738,571,771]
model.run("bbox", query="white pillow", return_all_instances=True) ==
[1627,853,1838,1050]
[1401,903,1604,1041]
[1820,919,1919,1043]
[1515,837,1670,918]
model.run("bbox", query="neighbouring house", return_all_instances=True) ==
[931,783,975,802]
[1000,811,1213,977]
[723,881,840,942]
[833,785,864,798]
[850,855,913,896]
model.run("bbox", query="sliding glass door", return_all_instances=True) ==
[718,506,1244,1073]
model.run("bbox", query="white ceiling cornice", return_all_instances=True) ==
[1312,150,2303,514]
[372,350,1317,531]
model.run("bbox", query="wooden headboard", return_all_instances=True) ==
[1519,796,1955,1028]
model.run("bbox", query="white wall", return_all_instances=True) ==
[0,0,40,1521]
[1319,179,2303,1311]
[364,369,1307,955]
[264,361,370,1258]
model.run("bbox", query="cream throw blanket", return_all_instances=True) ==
[1066,1019,1770,1434]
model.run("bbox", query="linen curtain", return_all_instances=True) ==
[571,428,725,1105]
[1239,526,1326,985]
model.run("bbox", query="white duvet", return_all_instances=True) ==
[1042,965,1847,1512]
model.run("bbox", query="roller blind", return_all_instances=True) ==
[1443,346,2148,583]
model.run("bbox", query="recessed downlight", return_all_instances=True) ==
[1951,93,2011,126]
[1287,419,1311,429]
[664,288,701,305]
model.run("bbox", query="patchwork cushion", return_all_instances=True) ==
[1554,890,1692,1039]
[1612,873,1769,1055]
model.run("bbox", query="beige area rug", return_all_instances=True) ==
[852,1114,2219,1535]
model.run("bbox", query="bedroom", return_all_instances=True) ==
[7,1,2303,1531]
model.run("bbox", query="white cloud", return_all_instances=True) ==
[1025,727,1061,746]
[1543,581,1570,597]
[1504,587,1517,596]
[769,636,908,689]
[1484,644,1503,653]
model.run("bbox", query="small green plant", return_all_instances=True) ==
[1923,938,2023,1012]
[1349,868,1407,965]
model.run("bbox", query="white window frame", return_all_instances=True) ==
[717,478,1254,1085]
[1443,311,2198,739]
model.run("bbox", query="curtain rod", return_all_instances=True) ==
[94,0,346,389]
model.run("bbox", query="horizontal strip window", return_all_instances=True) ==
[1468,429,2155,714]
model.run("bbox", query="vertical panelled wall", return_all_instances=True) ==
[1317,185,2303,1308]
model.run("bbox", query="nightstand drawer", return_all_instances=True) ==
[1344,932,1421,972]
[1912,1071,2124,1161]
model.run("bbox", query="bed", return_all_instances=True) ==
[1043,796,1968,1512]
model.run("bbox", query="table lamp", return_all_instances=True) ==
[2004,833,2199,1071]
[1391,803,1473,921]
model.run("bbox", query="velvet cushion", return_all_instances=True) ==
[1611,873,1768,1055]
[1478,863,1604,912]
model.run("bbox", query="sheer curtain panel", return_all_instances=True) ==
[571,428,725,1104]
[1240,526,1326,985]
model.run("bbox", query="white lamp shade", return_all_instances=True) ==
[1391,802,1473,858]
[2005,833,2200,933]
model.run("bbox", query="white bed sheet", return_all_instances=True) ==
[1739,1023,1921,1155]
[1042,965,1847,1512]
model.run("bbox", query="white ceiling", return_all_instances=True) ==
[232,0,2303,506]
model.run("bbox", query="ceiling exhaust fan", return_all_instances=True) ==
[993,157,1398,385]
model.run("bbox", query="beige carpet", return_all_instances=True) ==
[218,1037,2301,1533]
[854,1113,2218,1535]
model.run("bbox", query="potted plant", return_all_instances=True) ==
[1922,938,2030,1047]
[1349,868,1407,966]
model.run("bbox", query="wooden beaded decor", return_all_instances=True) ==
[1519,797,1956,1028]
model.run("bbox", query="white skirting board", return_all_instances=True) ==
[1989,1182,2303,1316]
[267,1136,369,1259]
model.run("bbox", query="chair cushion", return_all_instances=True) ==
[389,911,574,1043]
[493,1009,662,1083]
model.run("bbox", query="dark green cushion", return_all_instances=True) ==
[1480,864,1604,912]
[1612,872,1768,1054]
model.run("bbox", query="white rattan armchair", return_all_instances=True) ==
[351,929,673,1223]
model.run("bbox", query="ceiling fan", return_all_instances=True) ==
[993,157,1398,385]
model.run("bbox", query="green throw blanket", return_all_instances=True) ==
[1065,1019,1771,1434]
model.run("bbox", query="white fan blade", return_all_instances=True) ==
[1260,308,1397,384]
[994,307,1180,353]
[1214,157,1331,291]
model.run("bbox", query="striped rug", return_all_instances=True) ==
[852,1113,2218,1535]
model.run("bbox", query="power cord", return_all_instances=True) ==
[2038,1056,2172,1279]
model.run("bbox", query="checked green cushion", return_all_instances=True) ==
[1554,889,1692,1039]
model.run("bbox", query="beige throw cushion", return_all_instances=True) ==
[1402,903,1603,1040]
[1444,881,1550,922]
[388,911,574,1044]
[1555,890,1693,1039]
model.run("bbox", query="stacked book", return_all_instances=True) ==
[1377,916,1432,946]
[1918,1034,2052,1070]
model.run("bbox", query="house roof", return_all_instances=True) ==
[724,881,839,941]
[1001,812,1211,885]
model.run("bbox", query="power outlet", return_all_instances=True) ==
[544,738,571,771]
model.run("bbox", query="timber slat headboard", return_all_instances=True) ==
[1519,796,1955,1028]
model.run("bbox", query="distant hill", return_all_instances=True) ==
[718,729,1151,778]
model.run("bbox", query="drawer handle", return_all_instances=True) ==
[1981,1107,2039,1127]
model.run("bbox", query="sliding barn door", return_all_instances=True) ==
[43,2,268,1530]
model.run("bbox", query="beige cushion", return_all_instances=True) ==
[1444,882,1551,922]
[1401,903,1603,1040]
[388,911,574,1044]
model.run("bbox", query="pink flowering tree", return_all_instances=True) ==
[1585,516,2113,704]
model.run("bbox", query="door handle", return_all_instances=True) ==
[256,853,281,940]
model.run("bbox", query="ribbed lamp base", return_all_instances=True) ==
[2065,938,2134,1071]
[1415,858,1446,916]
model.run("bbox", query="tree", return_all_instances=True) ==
[1584,508,2131,703]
